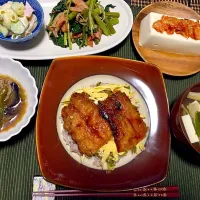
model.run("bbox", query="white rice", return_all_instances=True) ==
[62,130,81,155]
[93,156,102,168]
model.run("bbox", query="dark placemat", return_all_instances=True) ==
[0,3,200,200]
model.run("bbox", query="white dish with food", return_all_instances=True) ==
[0,0,133,60]
[0,57,38,141]
[0,0,44,43]
[56,75,150,171]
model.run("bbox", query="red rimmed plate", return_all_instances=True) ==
[36,56,170,191]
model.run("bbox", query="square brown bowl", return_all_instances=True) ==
[36,56,170,191]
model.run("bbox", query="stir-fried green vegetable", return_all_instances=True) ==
[104,4,116,12]
[50,33,66,47]
[109,18,119,25]
[46,0,120,49]
[51,0,68,16]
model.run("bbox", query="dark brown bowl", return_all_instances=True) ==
[36,56,170,191]
[171,82,200,154]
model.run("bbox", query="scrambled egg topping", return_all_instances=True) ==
[135,141,145,154]
[98,137,120,164]
[63,84,134,105]
[98,138,146,169]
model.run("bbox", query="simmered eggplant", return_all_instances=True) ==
[0,75,27,132]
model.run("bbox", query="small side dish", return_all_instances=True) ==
[58,82,149,171]
[0,57,38,142]
[139,12,200,55]
[181,92,200,144]
[0,1,38,39]
[46,0,120,49]
[0,75,27,132]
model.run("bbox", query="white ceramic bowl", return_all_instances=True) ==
[0,57,38,141]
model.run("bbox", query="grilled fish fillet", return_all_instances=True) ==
[98,91,147,152]
[61,92,112,157]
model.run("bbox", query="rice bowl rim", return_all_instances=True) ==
[56,75,150,171]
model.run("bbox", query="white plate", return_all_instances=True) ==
[0,57,38,141]
[0,0,133,60]
[56,75,150,170]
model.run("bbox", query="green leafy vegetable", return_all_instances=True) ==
[105,4,116,12]
[94,38,99,44]
[88,27,98,35]
[71,21,82,34]
[47,0,119,50]
[75,38,84,48]
[51,0,68,16]
[50,33,67,48]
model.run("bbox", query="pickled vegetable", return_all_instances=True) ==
[0,1,37,39]
[0,24,8,37]
[11,2,25,17]
[6,8,19,22]
[11,20,25,34]
[19,16,29,30]
[2,12,11,29]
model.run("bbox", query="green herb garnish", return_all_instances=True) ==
[106,154,116,171]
